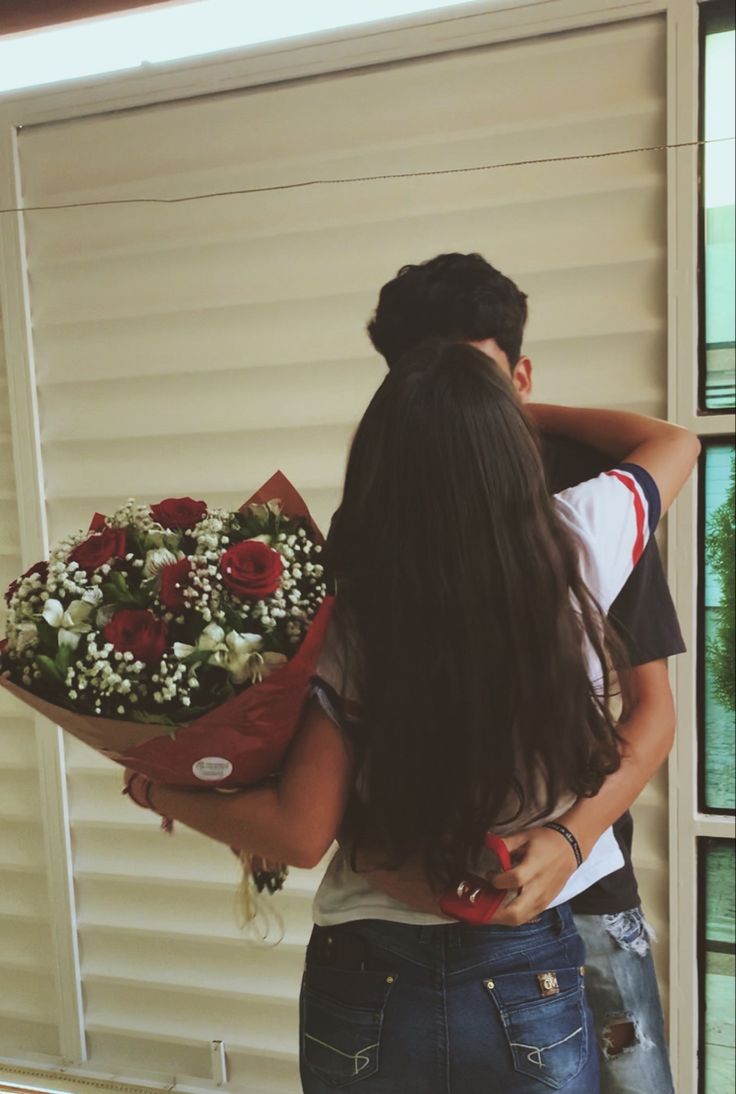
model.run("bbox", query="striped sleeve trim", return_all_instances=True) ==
[605,462,661,566]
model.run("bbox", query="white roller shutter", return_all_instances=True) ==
[2,14,669,1091]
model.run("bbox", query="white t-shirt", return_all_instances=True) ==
[312,462,661,926]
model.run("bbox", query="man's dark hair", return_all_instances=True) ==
[367,252,529,367]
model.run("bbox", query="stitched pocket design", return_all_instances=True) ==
[301,964,397,1088]
[484,965,588,1089]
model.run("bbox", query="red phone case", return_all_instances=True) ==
[439,833,512,925]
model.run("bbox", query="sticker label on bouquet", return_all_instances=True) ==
[192,757,233,782]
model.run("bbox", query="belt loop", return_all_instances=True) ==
[554,906,564,935]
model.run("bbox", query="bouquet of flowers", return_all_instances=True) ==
[0,472,333,918]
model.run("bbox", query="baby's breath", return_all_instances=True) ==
[1,494,327,722]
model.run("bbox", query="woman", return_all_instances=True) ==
[126,341,699,1092]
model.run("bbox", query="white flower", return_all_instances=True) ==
[16,621,39,653]
[248,650,288,683]
[221,631,264,685]
[81,586,104,607]
[42,598,94,650]
[95,604,116,629]
[224,630,287,683]
[172,624,284,685]
[143,547,180,578]
[173,622,225,662]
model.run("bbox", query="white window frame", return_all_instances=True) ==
[0,0,734,1090]
[667,2,736,1092]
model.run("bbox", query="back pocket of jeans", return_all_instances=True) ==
[301,964,397,1088]
[484,965,588,1089]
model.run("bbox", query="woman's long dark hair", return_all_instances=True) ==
[328,340,626,889]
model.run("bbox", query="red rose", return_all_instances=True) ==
[104,609,168,666]
[150,497,207,530]
[5,560,49,605]
[69,528,127,571]
[220,540,283,599]
[159,559,192,611]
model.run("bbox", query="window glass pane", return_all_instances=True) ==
[702,6,735,409]
[702,839,736,1093]
[702,443,736,811]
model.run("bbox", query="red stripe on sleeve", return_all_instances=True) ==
[605,470,646,565]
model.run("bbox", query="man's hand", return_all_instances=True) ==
[489,826,579,926]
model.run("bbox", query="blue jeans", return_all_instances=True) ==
[573,908,674,1094]
[300,903,600,1092]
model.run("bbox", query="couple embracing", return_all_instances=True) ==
[133,253,696,1093]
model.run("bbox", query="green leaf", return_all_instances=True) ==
[110,571,131,595]
[181,649,213,667]
[103,576,144,607]
[130,710,177,727]
[36,617,59,652]
[37,655,64,686]
[55,644,73,677]
[222,603,246,632]
[126,529,146,558]
[232,510,267,539]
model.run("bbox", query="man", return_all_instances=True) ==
[361,252,684,1092]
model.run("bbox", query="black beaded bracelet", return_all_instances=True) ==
[543,821,584,867]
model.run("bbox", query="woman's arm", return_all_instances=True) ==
[527,404,700,514]
[140,698,353,869]
[490,658,675,923]
[355,659,675,922]
[553,659,675,859]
